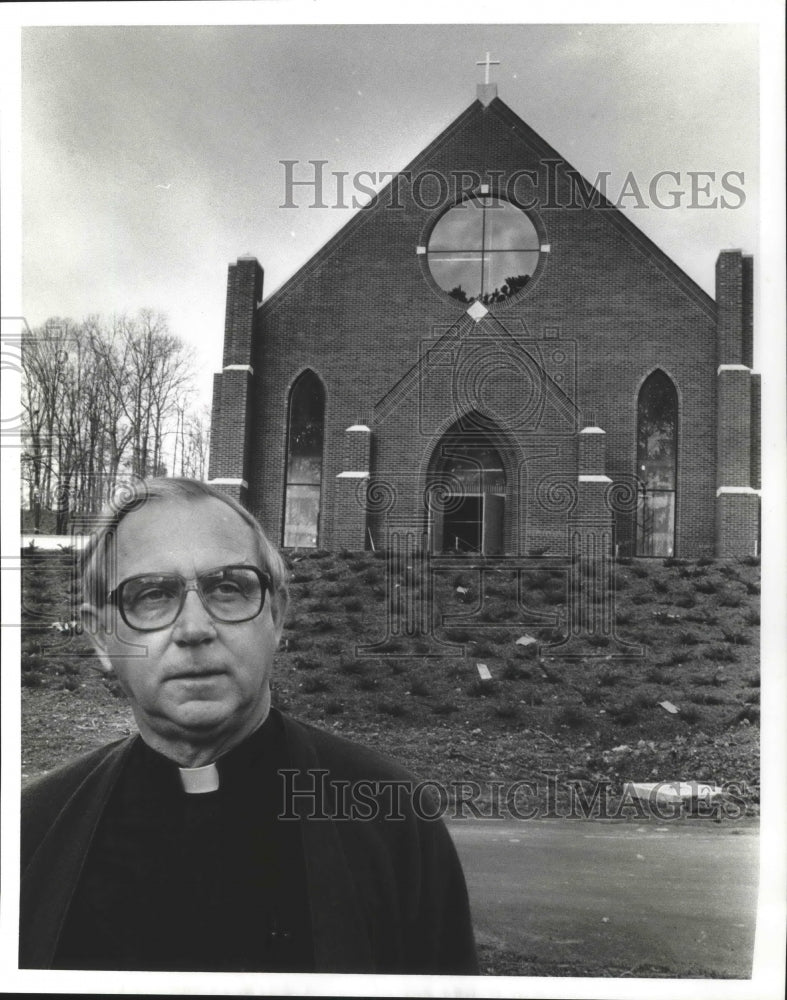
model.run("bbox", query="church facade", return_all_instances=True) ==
[208,84,760,559]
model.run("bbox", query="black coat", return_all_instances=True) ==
[20,710,478,974]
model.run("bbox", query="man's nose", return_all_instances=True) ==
[172,587,216,645]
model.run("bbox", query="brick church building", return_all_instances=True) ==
[208,81,760,559]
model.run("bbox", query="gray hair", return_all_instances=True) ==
[80,478,288,622]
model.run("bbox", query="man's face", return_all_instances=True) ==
[84,497,284,755]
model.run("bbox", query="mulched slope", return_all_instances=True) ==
[20,548,760,810]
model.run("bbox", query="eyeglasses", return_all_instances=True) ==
[107,565,271,632]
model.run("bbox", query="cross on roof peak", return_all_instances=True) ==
[476,51,500,85]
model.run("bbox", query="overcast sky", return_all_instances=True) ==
[17,19,761,403]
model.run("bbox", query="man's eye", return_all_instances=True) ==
[207,581,243,598]
[124,579,179,606]
[136,587,175,604]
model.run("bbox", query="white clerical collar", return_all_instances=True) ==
[171,715,271,793]
[178,762,220,794]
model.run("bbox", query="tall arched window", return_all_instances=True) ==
[283,370,325,548]
[636,370,678,556]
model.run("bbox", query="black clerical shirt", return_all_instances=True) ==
[54,711,314,972]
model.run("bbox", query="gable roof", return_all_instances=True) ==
[260,100,482,317]
[488,98,716,320]
[259,96,716,322]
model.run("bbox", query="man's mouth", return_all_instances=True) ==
[168,668,225,681]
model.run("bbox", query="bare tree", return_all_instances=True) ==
[21,320,77,528]
[180,403,211,480]
[21,310,199,528]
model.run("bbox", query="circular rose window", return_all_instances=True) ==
[426,195,541,305]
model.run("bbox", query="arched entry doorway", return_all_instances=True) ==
[427,421,506,555]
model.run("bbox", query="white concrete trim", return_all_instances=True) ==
[717,364,751,374]
[467,300,488,321]
[716,486,761,496]
[578,475,612,483]
[580,426,605,434]
[208,478,248,489]
[540,244,551,253]
[223,364,254,375]
[336,471,370,479]
[416,246,426,255]
[346,424,371,433]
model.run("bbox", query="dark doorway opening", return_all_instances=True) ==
[443,496,482,553]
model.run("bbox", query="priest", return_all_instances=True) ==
[20,478,478,974]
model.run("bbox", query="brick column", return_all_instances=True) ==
[716,251,744,365]
[541,423,639,657]
[575,424,613,634]
[577,425,611,523]
[715,250,759,556]
[208,256,263,506]
[334,424,372,550]
[578,424,606,477]
[750,373,761,490]
[716,491,760,557]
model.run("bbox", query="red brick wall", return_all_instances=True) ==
[750,373,761,490]
[716,493,760,557]
[210,99,755,557]
[717,370,752,488]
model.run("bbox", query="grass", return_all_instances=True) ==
[311,617,336,632]
[708,645,740,664]
[607,693,651,726]
[554,705,591,729]
[339,656,367,676]
[377,700,407,718]
[689,690,728,706]
[502,662,532,681]
[301,677,330,694]
[663,649,697,666]
[721,629,750,646]
[292,655,323,671]
[467,679,499,698]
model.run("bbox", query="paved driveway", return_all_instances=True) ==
[449,817,759,978]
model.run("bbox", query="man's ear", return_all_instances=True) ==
[79,604,115,675]
[269,590,288,644]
